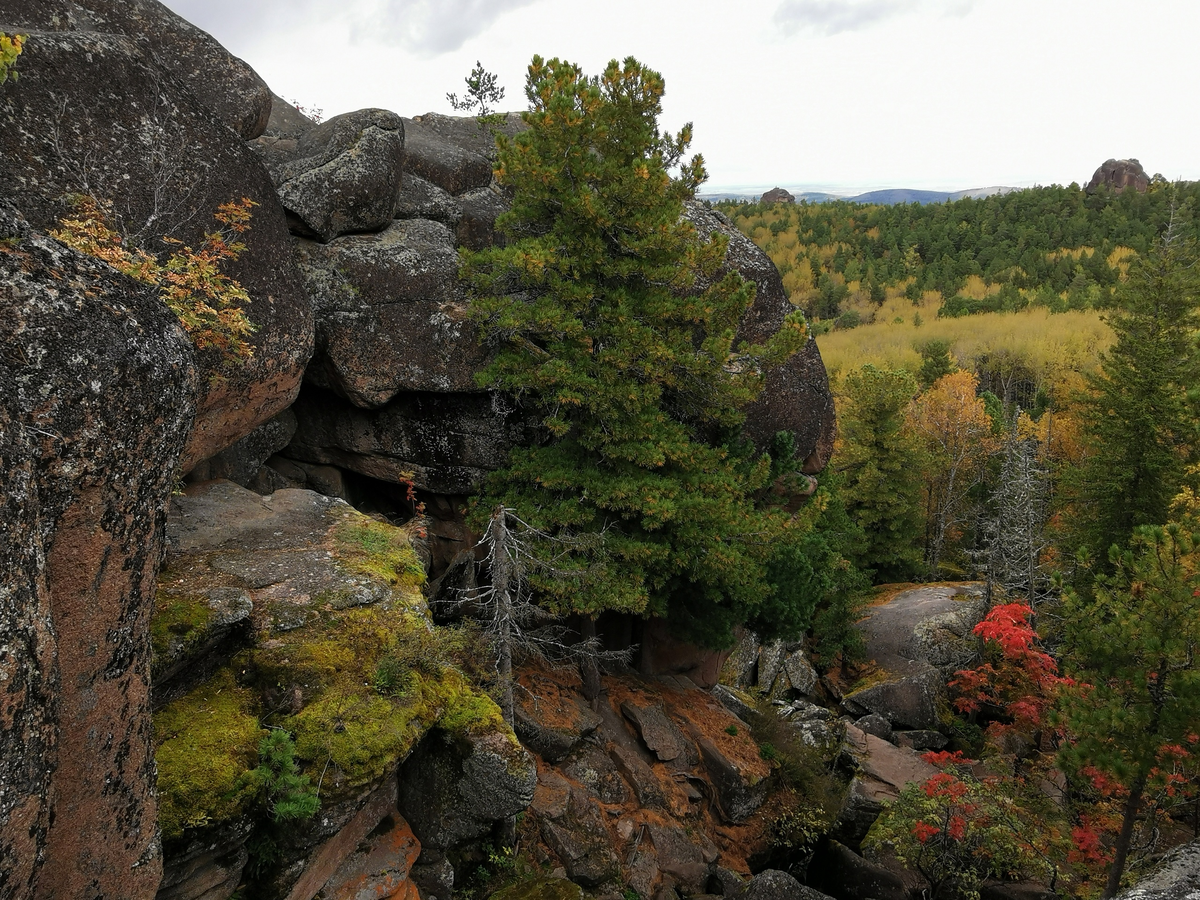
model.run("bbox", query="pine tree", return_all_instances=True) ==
[463,56,808,647]
[1064,209,1200,567]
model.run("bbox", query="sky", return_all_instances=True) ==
[162,0,1200,195]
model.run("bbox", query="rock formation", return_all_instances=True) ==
[0,204,198,899]
[1086,158,1151,194]
[760,187,795,205]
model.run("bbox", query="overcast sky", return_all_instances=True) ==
[162,0,1200,195]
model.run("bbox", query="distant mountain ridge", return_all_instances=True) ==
[700,185,1019,205]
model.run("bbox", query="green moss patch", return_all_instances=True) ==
[154,670,265,842]
[150,587,215,669]
[331,513,426,590]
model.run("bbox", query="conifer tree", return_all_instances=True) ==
[838,365,925,581]
[1064,210,1200,567]
[463,56,807,647]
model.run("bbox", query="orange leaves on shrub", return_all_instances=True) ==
[53,196,258,361]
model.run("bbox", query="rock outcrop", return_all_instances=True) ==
[760,187,796,205]
[1114,838,1200,900]
[0,18,313,472]
[1086,158,1151,194]
[0,205,198,899]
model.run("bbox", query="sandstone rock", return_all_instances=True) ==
[1,0,274,140]
[258,108,406,243]
[1087,158,1150,195]
[646,823,711,894]
[760,188,795,205]
[741,869,834,900]
[402,117,494,195]
[296,219,484,406]
[539,789,622,887]
[0,28,313,471]
[286,387,536,495]
[0,205,197,899]
[517,696,603,764]
[396,174,463,224]
[397,729,536,853]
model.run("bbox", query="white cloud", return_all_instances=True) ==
[772,0,978,36]
[346,0,540,55]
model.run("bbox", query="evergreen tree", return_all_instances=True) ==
[463,56,807,647]
[1064,213,1200,567]
[838,365,925,581]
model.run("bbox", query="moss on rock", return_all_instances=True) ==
[331,513,426,590]
[150,586,215,667]
[154,670,265,842]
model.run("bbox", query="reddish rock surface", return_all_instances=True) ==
[0,206,198,899]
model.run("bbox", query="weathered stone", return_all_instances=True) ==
[808,841,908,900]
[314,810,421,900]
[0,28,313,472]
[892,730,948,751]
[397,729,536,853]
[154,821,252,900]
[760,188,795,205]
[696,737,767,823]
[490,876,586,900]
[402,117,494,195]
[284,778,404,900]
[0,206,197,899]
[456,184,510,250]
[721,630,759,690]
[609,746,666,811]
[517,688,604,764]
[24,0,274,139]
[286,387,537,495]
[684,203,835,472]
[1113,837,1200,900]
[757,641,787,694]
[186,409,298,488]
[621,702,692,763]
[707,867,747,898]
[150,586,253,704]
[646,824,709,894]
[854,714,893,743]
[258,108,406,243]
[297,219,484,406]
[710,685,756,724]
[1086,158,1150,195]
[410,855,456,900]
[539,789,621,888]
[741,869,834,900]
[782,650,818,696]
[834,724,936,845]
[627,848,660,900]
[406,112,525,162]
[781,699,833,722]
[396,173,463,223]
[562,745,631,806]
[843,667,942,731]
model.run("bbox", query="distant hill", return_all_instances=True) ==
[699,185,1018,205]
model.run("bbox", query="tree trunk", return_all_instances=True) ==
[1103,769,1148,899]
[491,507,514,728]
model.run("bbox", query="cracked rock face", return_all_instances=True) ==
[0,26,313,472]
[0,205,198,900]
[297,219,487,407]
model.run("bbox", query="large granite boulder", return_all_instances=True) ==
[255,107,407,243]
[0,0,272,139]
[1113,838,1200,900]
[741,869,834,900]
[0,28,313,472]
[297,219,486,406]
[401,116,497,195]
[0,205,198,900]
[1086,158,1150,195]
[760,187,795,205]
[685,203,836,472]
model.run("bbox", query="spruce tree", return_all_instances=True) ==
[1065,213,1200,566]
[463,56,807,647]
